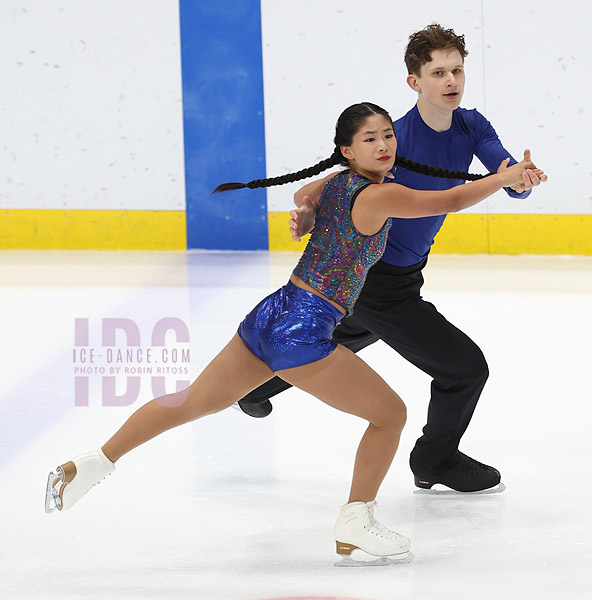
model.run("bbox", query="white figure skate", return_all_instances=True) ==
[334,500,413,567]
[45,448,115,513]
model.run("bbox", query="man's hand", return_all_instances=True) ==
[509,149,548,193]
[289,196,317,242]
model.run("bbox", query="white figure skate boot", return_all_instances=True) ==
[333,500,413,566]
[45,448,115,513]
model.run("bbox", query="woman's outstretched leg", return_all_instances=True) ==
[46,334,273,512]
[102,333,274,462]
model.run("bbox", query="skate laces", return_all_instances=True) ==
[363,502,404,541]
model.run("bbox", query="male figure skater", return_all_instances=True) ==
[237,24,545,493]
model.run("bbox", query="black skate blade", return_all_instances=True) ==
[413,482,506,496]
[334,551,413,567]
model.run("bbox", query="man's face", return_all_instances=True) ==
[408,49,465,112]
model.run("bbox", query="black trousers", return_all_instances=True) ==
[240,258,489,474]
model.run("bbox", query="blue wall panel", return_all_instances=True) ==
[180,1,268,250]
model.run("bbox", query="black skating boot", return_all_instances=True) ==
[411,451,501,493]
[236,398,273,418]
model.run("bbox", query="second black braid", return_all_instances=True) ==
[395,156,492,181]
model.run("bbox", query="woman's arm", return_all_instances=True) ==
[352,153,542,235]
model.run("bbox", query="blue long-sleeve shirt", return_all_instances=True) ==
[383,105,530,266]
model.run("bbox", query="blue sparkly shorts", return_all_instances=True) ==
[237,280,344,372]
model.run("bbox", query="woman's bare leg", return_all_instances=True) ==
[102,334,274,462]
[277,344,406,503]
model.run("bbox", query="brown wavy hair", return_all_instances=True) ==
[404,23,468,75]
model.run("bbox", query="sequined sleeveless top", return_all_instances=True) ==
[293,171,392,315]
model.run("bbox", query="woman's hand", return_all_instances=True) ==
[497,149,547,189]
[507,149,548,192]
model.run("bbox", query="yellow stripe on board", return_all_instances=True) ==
[267,211,310,251]
[432,214,592,255]
[0,209,186,250]
[268,212,592,255]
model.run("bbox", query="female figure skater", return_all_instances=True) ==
[45,102,541,566]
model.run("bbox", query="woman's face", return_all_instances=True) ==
[341,114,396,182]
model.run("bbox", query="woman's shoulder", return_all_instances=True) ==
[330,170,371,189]
[321,171,372,205]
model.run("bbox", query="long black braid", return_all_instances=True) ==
[213,102,492,194]
[212,153,491,194]
[394,155,490,181]
[213,150,343,194]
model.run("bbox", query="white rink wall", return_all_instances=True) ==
[261,0,591,215]
[0,0,590,250]
[0,0,185,211]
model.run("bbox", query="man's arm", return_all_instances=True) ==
[473,111,546,197]
[294,171,339,207]
[289,196,317,242]
[290,171,340,241]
